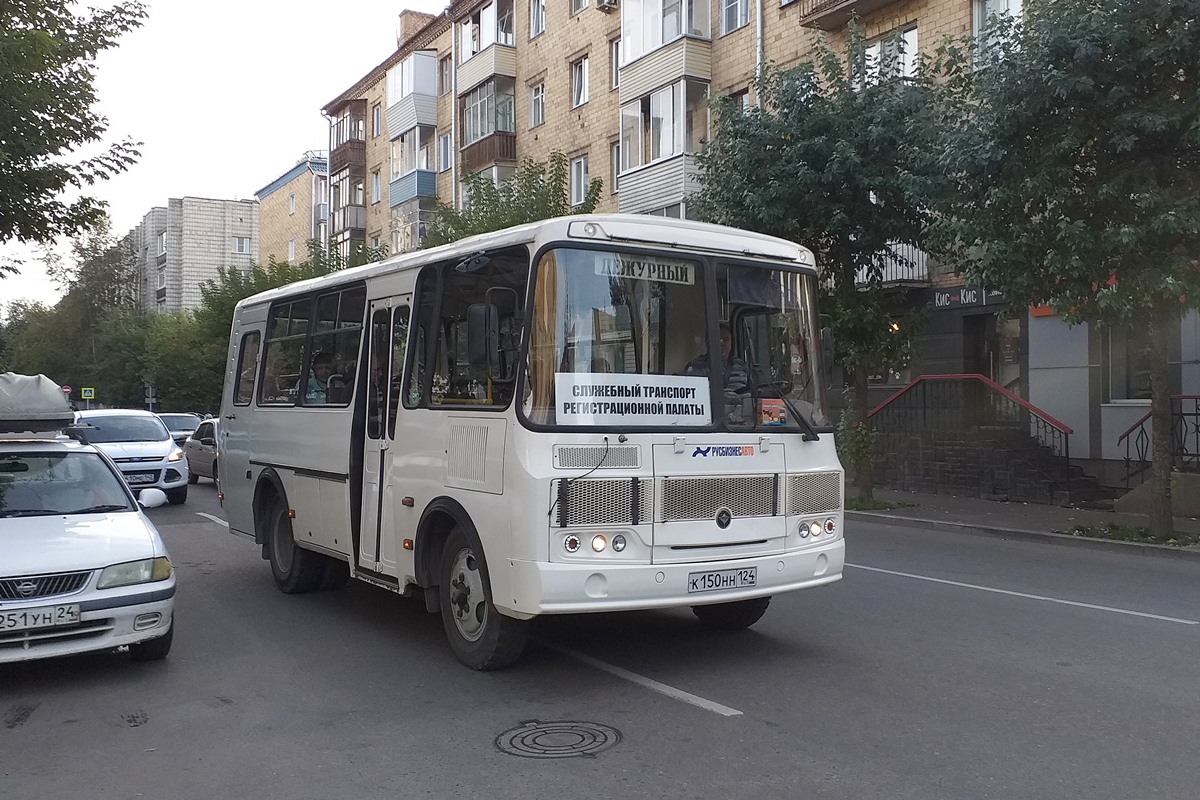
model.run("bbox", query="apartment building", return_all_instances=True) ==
[255,152,329,264]
[124,197,259,313]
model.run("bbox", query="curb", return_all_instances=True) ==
[846,511,1200,563]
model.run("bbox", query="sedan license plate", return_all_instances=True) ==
[0,605,81,632]
[687,567,757,594]
[125,472,156,485]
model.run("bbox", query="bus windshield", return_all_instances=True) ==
[523,247,829,431]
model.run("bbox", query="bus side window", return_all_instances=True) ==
[387,307,410,438]
[233,331,260,406]
[367,309,390,439]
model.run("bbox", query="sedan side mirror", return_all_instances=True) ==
[139,488,168,509]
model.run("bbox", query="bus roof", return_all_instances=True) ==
[234,214,816,311]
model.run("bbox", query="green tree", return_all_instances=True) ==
[929,1,1200,534]
[424,152,603,247]
[691,28,935,501]
[0,1,147,275]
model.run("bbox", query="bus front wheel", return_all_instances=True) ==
[691,597,771,631]
[267,498,324,594]
[438,527,527,670]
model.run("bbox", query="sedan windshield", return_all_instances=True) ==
[523,248,829,430]
[0,452,133,517]
[76,415,171,443]
[159,414,200,433]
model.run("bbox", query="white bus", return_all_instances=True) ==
[219,215,844,669]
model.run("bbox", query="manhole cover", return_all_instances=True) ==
[495,720,621,759]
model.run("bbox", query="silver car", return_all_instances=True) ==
[183,419,218,485]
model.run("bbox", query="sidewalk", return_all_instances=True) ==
[845,487,1200,561]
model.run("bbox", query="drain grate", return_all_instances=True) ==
[495,720,621,759]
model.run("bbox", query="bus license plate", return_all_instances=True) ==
[0,605,81,632]
[687,567,757,594]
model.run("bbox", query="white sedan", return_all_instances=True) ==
[0,437,176,663]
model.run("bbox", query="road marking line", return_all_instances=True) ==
[195,512,228,528]
[546,642,743,717]
[846,563,1199,625]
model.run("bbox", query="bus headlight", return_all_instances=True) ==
[591,534,607,553]
[808,521,823,538]
[612,534,627,552]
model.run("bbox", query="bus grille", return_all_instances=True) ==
[553,445,640,469]
[551,478,652,527]
[659,475,777,521]
[785,471,842,515]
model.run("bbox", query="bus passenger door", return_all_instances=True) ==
[359,299,410,575]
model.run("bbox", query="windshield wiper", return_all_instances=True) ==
[0,509,59,518]
[65,504,131,514]
[753,379,820,442]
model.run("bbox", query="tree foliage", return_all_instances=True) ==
[0,0,147,273]
[691,27,937,499]
[929,0,1200,532]
[424,151,603,247]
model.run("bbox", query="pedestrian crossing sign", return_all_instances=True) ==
[81,387,95,399]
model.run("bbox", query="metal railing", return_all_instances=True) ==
[1117,396,1200,489]
[868,373,1073,497]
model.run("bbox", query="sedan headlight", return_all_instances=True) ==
[98,557,173,589]
[167,447,185,462]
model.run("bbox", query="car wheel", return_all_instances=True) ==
[187,471,199,485]
[691,597,771,631]
[439,527,527,670]
[129,618,174,662]
[266,496,324,594]
[166,486,188,505]
[211,462,219,487]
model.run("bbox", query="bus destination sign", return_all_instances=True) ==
[555,374,711,426]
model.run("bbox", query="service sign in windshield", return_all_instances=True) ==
[595,254,695,286]
[555,374,711,427]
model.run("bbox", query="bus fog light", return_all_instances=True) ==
[612,534,627,552]
[564,534,581,553]
[824,518,837,534]
[591,534,607,552]
[808,521,822,537]
[798,522,809,538]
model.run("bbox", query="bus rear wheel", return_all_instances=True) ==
[691,597,771,631]
[438,527,527,670]
[266,497,324,594]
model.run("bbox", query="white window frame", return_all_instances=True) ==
[288,192,296,215]
[372,170,382,204]
[233,236,251,254]
[863,26,918,84]
[610,38,621,89]
[571,55,589,108]
[156,267,166,290]
[610,140,620,193]
[438,132,453,172]
[621,0,710,65]
[571,0,588,13]
[288,238,296,261]
[529,82,545,128]
[157,231,166,255]
[530,0,545,37]
[720,0,748,35]
[570,154,590,206]
[372,103,382,137]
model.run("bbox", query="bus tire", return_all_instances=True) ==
[267,497,324,594]
[439,527,527,671]
[691,597,771,631]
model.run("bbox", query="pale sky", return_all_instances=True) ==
[1,0,448,310]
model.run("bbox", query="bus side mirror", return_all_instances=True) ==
[467,303,500,371]
[821,327,836,388]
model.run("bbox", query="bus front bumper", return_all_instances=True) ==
[500,538,844,618]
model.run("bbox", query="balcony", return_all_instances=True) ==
[330,139,365,175]
[332,205,367,234]
[793,0,903,31]
[619,37,711,105]
[616,154,700,215]
[461,131,516,171]
[388,92,437,134]
[855,242,930,287]
[457,44,517,96]
[389,170,438,206]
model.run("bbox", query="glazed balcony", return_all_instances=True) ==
[457,44,517,96]
[389,170,438,206]
[616,153,699,215]
[619,36,710,105]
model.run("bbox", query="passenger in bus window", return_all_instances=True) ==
[685,322,750,394]
[306,352,339,404]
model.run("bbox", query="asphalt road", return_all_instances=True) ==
[3,481,1199,799]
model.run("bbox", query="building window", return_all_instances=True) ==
[288,238,296,261]
[863,26,918,83]
[372,170,382,204]
[438,131,453,172]
[530,0,545,37]
[372,103,382,137]
[620,79,708,171]
[570,154,589,206]
[529,82,545,128]
[439,55,453,96]
[729,88,750,112]
[974,0,1022,58]
[610,140,620,193]
[288,192,296,215]
[571,0,587,13]
[621,0,710,64]
[461,78,516,145]
[571,55,589,108]
[157,231,166,255]
[610,38,621,89]
[460,0,515,63]
[720,0,748,35]
[233,236,251,254]
[393,126,436,177]
[157,267,166,289]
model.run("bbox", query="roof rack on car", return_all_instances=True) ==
[0,372,76,435]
